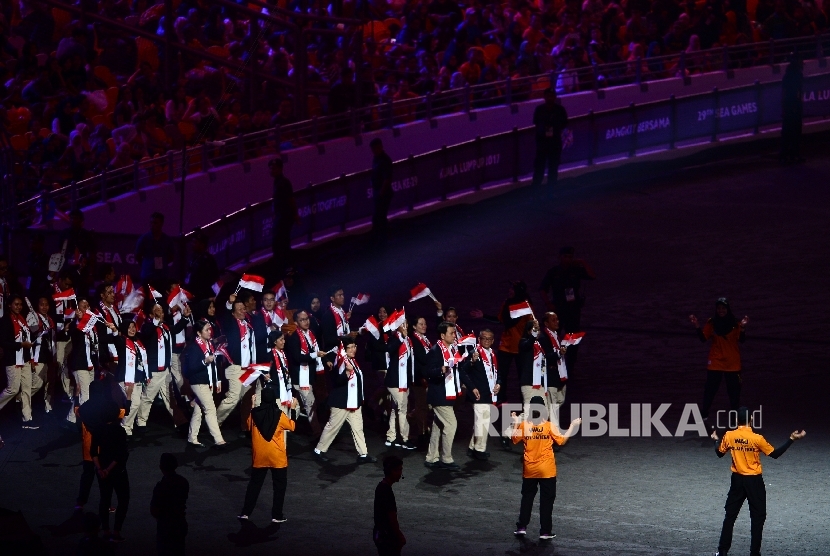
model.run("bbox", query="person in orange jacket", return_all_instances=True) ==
[237,388,298,523]
[510,396,581,541]
[690,297,749,428]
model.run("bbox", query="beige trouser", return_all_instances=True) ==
[37,362,51,412]
[67,369,94,423]
[57,339,72,397]
[293,385,321,434]
[469,403,493,453]
[216,365,249,425]
[547,385,566,429]
[316,407,368,456]
[136,369,173,426]
[190,383,224,444]
[426,405,457,464]
[120,381,144,434]
[0,364,44,421]
[386,388,410,442]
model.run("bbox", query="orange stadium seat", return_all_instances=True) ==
[136,37,160,71]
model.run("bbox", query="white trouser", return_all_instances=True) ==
[67,369,94,423]
[120,381,144,434]
[216,365,250,425]
[386,388,410,442]
[547,385,566,429]
[136,369,173,426]
[190,383,224,444]
[469,403,493,452]
[57,339,72,397]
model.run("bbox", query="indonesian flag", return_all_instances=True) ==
[457,333,477,347]
[239,364,270,386]
[213,339,231,362]
[132,308,146,331]
[121,290,145,313]
[333,344,348,374]
[509,301,534,319]
[146,285,163,300]
[383,309,406,332]
[351,293,370,306]
[211,280,224,296]
[167,285,194,310]
[52,288,76,303]
[562,332,586,346]
[238,274,265,292]
[409,283,433,302]
[362,315,381,340]
[115,275,134,303]
[271,280,287,300]
[78,310,100,334]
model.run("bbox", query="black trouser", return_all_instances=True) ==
[496,350,517,403]
[701,370,742,419]
[517,476,557,533]
[374,529,402,556]
[718,473,766,556]
[157,521,187,556]
[272,220,293,269]
[372,193,393,241]
[98,467,130,532]
[532,143,562,186]
[241,467,287,519]
[77,460,96,505]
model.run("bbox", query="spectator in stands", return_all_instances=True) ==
[270,158,298,272]
[135,212,175,288]
[531,88,568,188]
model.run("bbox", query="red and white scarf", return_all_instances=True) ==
[330,304,350,335]
[78,315,99,370]
[236,318,255,367]
[544,327,568,380]
[153,319,171,371]
[98,301,122,361]
[195,337,217,387]
[393,332,412,391]
[477,345,499,402]
[437,341,463,400]
[124,337,147,383]
[297,329,322,388]
[172,309,187,348]
[343,357,363,410]
[53,283,71,331]
[531,339,546,389]
[11,313,32,366]
[34,313,56,362]
[271,347,293,407]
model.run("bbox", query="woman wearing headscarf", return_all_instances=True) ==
[100,319,147,436]
[689,298,748,427]
[195,299,219,335]
[90,399,130,542]
[237,388,297,523]
[183,319,225,447]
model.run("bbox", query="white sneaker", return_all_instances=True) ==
[271,517,287,523]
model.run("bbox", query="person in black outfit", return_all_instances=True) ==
[538,247,595,374]
[270,158,298,272]
[532,88,569,187]
[59,209,97,297]
[184,232,219,302]
[374,455,406,556]
[150,453,190,556]
[370,138,394,243]
[90,402,130,542]
[780,56,804,163]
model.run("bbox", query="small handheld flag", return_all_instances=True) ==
[508,301,534,319]
[409,283,434,302]
[238,274,265,293]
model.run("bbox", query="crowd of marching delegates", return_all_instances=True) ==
[0,243,597,543]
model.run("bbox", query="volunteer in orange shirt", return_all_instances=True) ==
[710,407,805,556]
[689,298,748,425]
[510,396,581,540]
[237,388,298,523]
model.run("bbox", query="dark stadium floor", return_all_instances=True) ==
[2,136,829,555]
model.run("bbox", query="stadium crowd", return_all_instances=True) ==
[1,0,827,205]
